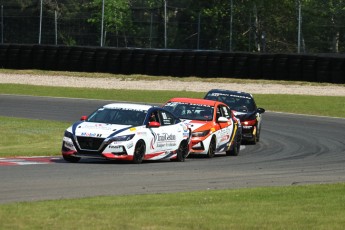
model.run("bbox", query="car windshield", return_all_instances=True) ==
[87,108,147,126]
[205,93,255,112]
[164,102,213,121]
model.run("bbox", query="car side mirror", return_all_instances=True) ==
[80,116,87,121]
[257,108,265,114]
[148,121,161,128]
[217,117,228,123]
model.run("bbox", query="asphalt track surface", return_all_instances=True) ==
[1,94,345,204]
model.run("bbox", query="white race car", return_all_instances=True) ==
[62,103,191,163]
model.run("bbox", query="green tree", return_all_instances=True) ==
[86,0,132,46]
[303,0,345,53]
[220,0,296,53]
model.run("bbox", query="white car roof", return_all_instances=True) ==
[103,103,154,111]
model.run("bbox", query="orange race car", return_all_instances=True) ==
[163,98,242,157]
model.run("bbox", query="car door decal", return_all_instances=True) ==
[149,129,158,150]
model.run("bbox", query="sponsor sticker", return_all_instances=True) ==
[157,133,176,142]
[137,131,147,135]
[82,124,112,130]
[81,132,102,137]
[209,92,251,100]
[108,146,123,153]
[127,142,134,149]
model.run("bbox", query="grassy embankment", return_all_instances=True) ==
[1,183,345,229]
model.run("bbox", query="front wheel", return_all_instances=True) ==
[207,137,216,158]
[226,134,241,156]
[133,141,145,164]
[176,141,189,162]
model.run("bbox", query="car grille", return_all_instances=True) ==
[76,136,105,151]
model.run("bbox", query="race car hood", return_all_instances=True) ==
[70,122,133,138]
[182,120,214,132]
[232,110,256,121]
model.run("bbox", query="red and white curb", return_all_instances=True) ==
[0,156,60,166]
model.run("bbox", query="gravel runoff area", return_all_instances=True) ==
[1,73,345,96]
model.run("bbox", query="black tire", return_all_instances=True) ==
[256,125,261,142]
[226,134,241,156]
[207,137,216,158]
[133,141,145,164]
[182,52,195,76]
[145,50,159,75]
[63,155,81,163]
[249,135,257,145]
[176,141,189,162]
[247,125,259,145]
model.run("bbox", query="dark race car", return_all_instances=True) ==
[204,89,265,144]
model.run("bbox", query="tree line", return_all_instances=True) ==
[1,0,345,53]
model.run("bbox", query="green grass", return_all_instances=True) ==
[1,183,345,229]
[1,83,345,118]
[0,116,69,157]
[0,83,203,104]
[255,94,345,118]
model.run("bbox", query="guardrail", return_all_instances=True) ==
[0,44,344,83]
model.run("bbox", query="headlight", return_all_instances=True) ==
[113,134,135,142]
[64,130,74,138]
[192,130,210,137]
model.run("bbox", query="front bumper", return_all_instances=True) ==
[241,125,256,140]
[62,136,134,161]
[189,135,212,155]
